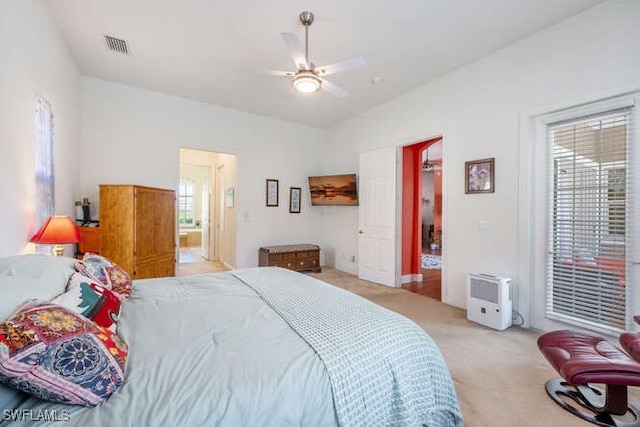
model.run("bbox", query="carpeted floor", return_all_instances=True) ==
[310,267,640,427]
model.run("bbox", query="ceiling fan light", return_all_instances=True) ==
[293,73,321,93]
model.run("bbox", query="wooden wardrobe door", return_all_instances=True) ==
[134,187,157,259]
[99,185,135,276]
[154,189,175,256]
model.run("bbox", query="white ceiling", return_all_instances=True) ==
[43,0,604,129]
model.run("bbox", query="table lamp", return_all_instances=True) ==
[30,215,82,256]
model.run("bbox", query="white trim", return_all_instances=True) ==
[395,145,403,288]
[400,273,423,284]
[516,111,535,328]
[540,95,635,125]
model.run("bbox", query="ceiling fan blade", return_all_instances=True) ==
[281,33,309,70]
[319,78,349,98]
[316,56,366,76]
[262,69,296,77]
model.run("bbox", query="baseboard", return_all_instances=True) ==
[401,273,423,284]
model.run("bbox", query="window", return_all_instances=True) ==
[178,180,194,225]
[35,98,54,229]
[607,168,625,236]
[547,106,633,333]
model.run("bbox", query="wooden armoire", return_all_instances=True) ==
[99,185,176,279]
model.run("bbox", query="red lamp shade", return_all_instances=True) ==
[30,216,82,250]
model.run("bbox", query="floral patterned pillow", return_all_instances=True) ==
[74,253,111,286]
[0,301,127,406]
[54,273,121,330]
[103,265,132,299]
[74,254,132,300]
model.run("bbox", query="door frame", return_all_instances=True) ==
[215,163,225,264]
[400,137,443,285]
[200,166,211,260]
[518,89,640,331]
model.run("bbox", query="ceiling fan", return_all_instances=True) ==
[423,150,442,171]
[265,11,366,97]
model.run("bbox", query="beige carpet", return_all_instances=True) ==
[310,267,640,427]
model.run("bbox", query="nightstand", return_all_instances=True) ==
[76,226,100,258]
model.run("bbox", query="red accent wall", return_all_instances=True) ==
[401,146,420,275]
[401,137,442,277]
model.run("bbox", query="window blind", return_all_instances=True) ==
[546,107,634,333]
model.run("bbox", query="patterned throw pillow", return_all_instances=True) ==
[103,265,132,299]
[74,254,132,300]
[75,253,111,286]
[54,273,121,330]
[0,301,127,406]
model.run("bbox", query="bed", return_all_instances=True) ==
[0,254,462,426]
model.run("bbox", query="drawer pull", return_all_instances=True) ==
[287,262,292,267]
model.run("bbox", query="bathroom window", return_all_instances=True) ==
[178,180,194,225]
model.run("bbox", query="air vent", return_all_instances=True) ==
[103,35,130,55]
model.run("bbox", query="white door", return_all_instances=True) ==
[358,147,397,287]
[200,170,211,260]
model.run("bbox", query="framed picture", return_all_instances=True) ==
[465,157,495,194]
[266,179,279,206]
[289,187,301,213]
[308,173,359,206]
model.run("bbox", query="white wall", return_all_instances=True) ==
[324,0,640,326]
[0,0,80,257]
[80,77,326,268]
[216,152,238,269]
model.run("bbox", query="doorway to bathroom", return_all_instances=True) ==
[178,148,237,272]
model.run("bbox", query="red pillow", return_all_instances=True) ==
[54,273,121,330]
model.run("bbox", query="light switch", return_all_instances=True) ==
[477,220,489,231]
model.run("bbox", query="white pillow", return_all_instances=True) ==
[0,276,67,321]
[0,254,76,320]
[0,254,75,284]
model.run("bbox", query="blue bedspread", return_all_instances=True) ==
[233,267,463,426]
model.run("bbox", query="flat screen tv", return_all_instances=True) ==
[308,173,358,206]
